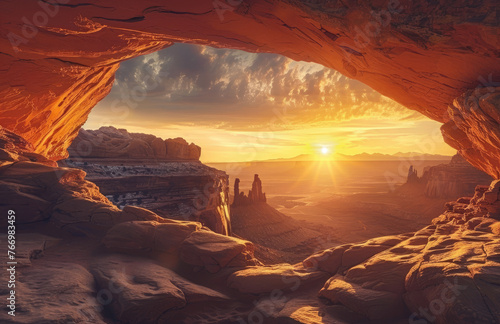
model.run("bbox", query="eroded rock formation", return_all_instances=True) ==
[407,165,419,183]
[3,119,500,323]
[1,1,500,323]
[63,127,230,235]
[0,131,260,323]
[232,174,267,206]
[443,87,500,177]
[301,186,500,323]
[0,1,498,177]
[404,153,493,198]
[68,126,201,161]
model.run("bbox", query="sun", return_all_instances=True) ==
[315,144,335,159]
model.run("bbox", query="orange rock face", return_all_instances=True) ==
[443,87,500,178]
[0,1,499,173]
[68,126,201,161]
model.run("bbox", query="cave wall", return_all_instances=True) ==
[0,0,499,174]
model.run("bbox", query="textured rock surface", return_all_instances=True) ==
[443,87,500,178]
[5,233,60,268]
[63,150,231,235]
[308,185,500,323]
[90,254,229,323]
[0,262,105,324]
[102,220,201,254]
[68,127,201,161]
[228,263,328,294]
[0,1,499,176]
[233,174,267,206]
[0,126,56,167]
[424,153,493,198]
[0,131,172,237]
[180,230,261,273]
[231,202,335,264]
[404,153,493,198]
[102,220,260,273]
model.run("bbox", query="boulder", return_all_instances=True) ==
[302,244,351,274]
[180,230,260,272]
[319,276,408,321]
[91,255,228,323]
[228,263,328,294]
[102,220,202,254]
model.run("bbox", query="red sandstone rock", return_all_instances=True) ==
[312,184,500,322]
[91,254,229,324]
[68,126,200,161]
[443,87,500,178]
[102,220,202,254]
[319,276,408,320]
[180,230,260,272]
[0,262,105,323]
[404,153,493,198]
[227,263,328,294]
[0,1,498,175]
[0,126,56,167]
[103,220,260,272]
[164,137,201,160]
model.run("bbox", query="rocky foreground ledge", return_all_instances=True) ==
[1,128,500,323]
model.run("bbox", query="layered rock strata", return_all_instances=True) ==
[405,153,493,198]
[2,127,500,323]
[62,127,230,235]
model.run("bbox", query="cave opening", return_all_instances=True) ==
[1,1,500,322]
[66,42,465,264]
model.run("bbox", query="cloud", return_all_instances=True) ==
[84,43,455,162]
[97,43,418,132]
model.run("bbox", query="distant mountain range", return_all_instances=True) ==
[256,152,453,162]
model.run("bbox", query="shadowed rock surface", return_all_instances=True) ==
[233,174,267,206]
[403,153,493,198]
[62,127,231,235]
[231,174,337,264]
[231,199,337,264]
[68,126,201,161]
[90,254,230,324]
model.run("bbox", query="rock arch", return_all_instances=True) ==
[0,0,499,174]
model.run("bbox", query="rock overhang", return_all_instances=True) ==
[0,0,498,175]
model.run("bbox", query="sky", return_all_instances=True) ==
[84,43,456,162]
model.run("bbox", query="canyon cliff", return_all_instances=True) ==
[68,126,201,161]
[404,153,493,198]
[0,1,498,178]
[62,127,230,235]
